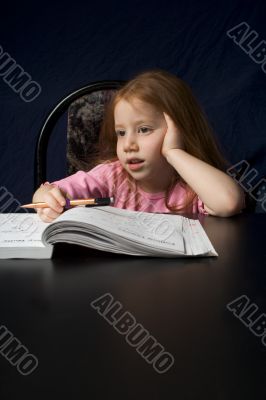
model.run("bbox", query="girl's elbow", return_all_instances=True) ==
[218,192,245,217]
[220,206,242,217]
[207,189,245,217]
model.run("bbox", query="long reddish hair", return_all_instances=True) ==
[93,69,229,212]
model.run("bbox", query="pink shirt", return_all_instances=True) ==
[51,160,208,215]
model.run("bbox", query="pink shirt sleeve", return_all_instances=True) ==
[50,170,109,199]
[197,197,209,215]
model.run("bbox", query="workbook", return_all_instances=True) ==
[0,206,218,259]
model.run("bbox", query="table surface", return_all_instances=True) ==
[0,212,265,399]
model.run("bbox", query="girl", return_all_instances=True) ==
[33,69,245,222]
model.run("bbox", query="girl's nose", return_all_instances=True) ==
[123,133,139,152]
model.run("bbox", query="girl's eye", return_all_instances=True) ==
[115,130,126,137]
[115,127,153,136]
[138,127,152,134]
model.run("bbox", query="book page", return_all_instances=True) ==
[182,217,218,256]
[45,206,217,257]
[46,206,185,253]
[0,213,49,248]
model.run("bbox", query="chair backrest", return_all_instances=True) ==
[34,80,125,189]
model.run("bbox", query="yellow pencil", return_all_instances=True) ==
[21,197,114,209]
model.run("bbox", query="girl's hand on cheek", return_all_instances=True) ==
[161,113,185,158]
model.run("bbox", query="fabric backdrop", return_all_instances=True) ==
[0,0,265,212]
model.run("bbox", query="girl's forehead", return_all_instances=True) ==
[114,97,160,118]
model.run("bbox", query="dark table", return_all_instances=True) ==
[0,213,265,399]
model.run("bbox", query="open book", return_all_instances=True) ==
[0,206,218,259]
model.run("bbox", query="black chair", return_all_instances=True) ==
[34,80,125,190]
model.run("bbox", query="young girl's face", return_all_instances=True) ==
[114,98,175,193]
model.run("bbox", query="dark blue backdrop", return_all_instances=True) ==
[0,0,265,212]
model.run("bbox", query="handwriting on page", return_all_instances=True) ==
[90,208,180,241]
[0,213,44,237]
[0,214,46,246]
[103,212,182,248]
[55,207,184,251]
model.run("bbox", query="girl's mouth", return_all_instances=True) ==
[127,159,145,171]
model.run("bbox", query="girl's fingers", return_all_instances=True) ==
[39,214,55,223]
[163,112,171,123]
[163,112,177,131]
[162,112,185,152]
[34,186,66,222]
[38,208,62,222]
[43,191,65,213]
[50,188,66,207]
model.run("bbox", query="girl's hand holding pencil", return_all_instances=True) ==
[30,184,67,223]
[24,183,114,223]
